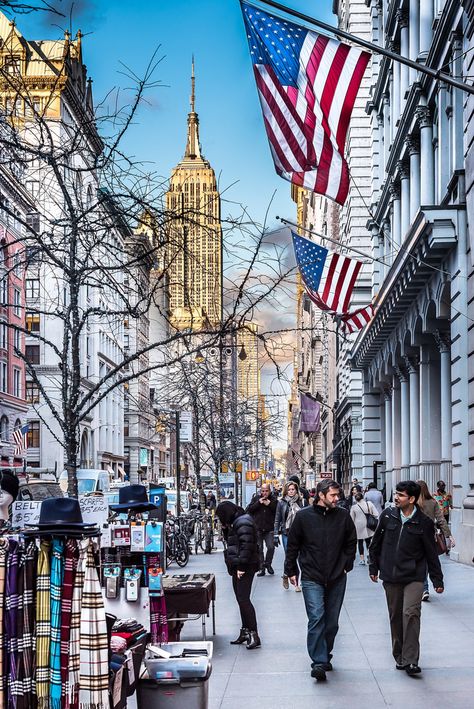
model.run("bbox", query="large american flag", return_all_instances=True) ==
[241,2,370,205]
[13,423,28,456]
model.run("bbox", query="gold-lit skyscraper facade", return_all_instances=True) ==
[166,63,222,331]
[237,322,259,403]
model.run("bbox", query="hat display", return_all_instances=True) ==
[0,471,20,501]
[26,497,97,532]
[109,484,157,512]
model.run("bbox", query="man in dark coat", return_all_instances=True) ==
[285,479,357,682]
[369,480,444,676]
[216,501,261,649]
[247,483,278,576]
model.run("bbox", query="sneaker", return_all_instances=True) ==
[359,559,366,565]
[396,664,407,670]
[421,591,430,602]
[257,569,266,577]
[267,565,275,575]
[282,575,289,590]
[405,664,421,676]
[310,666,327,681]
[295,585,302,592]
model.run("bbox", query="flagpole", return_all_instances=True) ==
[277,216,386,265]
[253,0,474,97]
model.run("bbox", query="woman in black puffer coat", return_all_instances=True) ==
[216,501,261,649]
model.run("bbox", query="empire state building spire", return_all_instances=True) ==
[184,57,203,160]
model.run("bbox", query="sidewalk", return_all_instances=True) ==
[172,543,474,709]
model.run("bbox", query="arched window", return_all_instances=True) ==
[0,415,9,441]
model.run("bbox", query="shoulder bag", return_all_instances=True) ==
[358,502,378,532]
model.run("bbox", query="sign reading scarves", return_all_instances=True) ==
[241,2,370,204]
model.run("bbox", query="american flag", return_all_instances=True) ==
[340,304,375,334]
[13,423,28,456]
[292,231,362,315]
[242,2,370,205]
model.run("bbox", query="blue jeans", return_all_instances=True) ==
[301,574,347,667]
[282,533,288,552]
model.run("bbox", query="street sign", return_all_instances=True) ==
[179,411,193,443]
[320,472,333,479]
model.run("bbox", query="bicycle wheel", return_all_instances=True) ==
[194,522,202,555]
[175,535,190,567]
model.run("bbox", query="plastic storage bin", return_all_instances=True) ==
[137,641,213,709]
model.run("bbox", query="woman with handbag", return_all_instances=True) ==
[416,479,455,601]
[274,481,304,590]
[350,492,379,565]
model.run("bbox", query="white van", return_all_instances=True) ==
[59,468,111,496]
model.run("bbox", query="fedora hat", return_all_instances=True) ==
[109,484,157,512]
[32,497,95,528]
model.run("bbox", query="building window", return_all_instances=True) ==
[26,279,40,298]
[26,380,40,404]
[0,321,6,349]
[13,288,21,316]
[25,345,40,364]
[0,415,8,440]
[13,328,20,353]
[0,278,7,306]
[4,56,20,74]
[26,313,40,332]
[13,368,21,398]
[27,420,40,448]
[0,362,7,392]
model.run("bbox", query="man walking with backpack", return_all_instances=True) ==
[369,480,444,676]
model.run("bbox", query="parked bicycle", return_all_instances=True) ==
[193,512,215,555]
[165,515,189,568]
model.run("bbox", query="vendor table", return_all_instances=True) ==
[162,573,216,640]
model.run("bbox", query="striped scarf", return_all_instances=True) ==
[5,538,19,709]
[79,542,109,709]
[15,541,38,709]
[60,540,78,709]
[150,595,168,644]
[69,540,88,709]
[50,539,64,709]
[36,541,51,709]
[0,540,8,709]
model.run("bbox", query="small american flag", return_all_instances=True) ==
[292,231,361,315]
[13,423,28,456]
[340,304,375,334]
[241,2,370,204]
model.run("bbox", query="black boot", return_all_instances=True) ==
[230,628,249,645]
[246,631,261,650]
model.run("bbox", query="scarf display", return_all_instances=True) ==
[50,540,65,709]
[15,540,38,709]
[285,495,301,531]
[60,540,78,709]
[0,540,8,709]
[5,538,19,708]
[79,542,109,709]
[36,541,51,709]
[69,540,88,709]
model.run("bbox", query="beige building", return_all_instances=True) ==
[165,63,222,332]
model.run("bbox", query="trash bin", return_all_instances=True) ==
[137,641,213,709]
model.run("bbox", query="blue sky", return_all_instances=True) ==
[17,0,334,229]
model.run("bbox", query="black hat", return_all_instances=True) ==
[109,484,157,512]
[32,497,96,528]
[0,471,20,501]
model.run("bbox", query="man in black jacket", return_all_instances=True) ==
[369,480,444,676]
[285,479,357,682]
[247,483,278,576]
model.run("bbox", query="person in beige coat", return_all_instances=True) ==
[350,492,379,565]
[416,479,455,601]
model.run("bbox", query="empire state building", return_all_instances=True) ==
[166,63,222,331]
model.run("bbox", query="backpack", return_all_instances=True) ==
[358,501,378,532]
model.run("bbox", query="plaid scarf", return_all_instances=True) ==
[0,540,8,709]
[79,542,108,709]
[69,539,88,709]
[36,541,51,709]
[15,541,38,709]
[5,539,19,709]
[60,540,78,709]
[50,539,64,709]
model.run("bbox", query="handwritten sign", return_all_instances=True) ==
[12,500,42,528]
[79,495,109,528]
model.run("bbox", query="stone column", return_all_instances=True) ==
[409,0,420,84]
[390,40,400,137]
[397,11,409,101]
[395,365,410,477]
[404,356,420,475]
[383,94,390,167]
[398,160,410,240]
[437,83,450,200]
[416,105,435,206]
[392,375,401,486]
[384,387,393,497]
[419,0,434,60]
[451,36,464,172]
[419,345,431,463]
[377,112,384,189]
[370,222,381,296]
[390,180,401,251]
[434,330,451,462]
[406,136,420,223]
